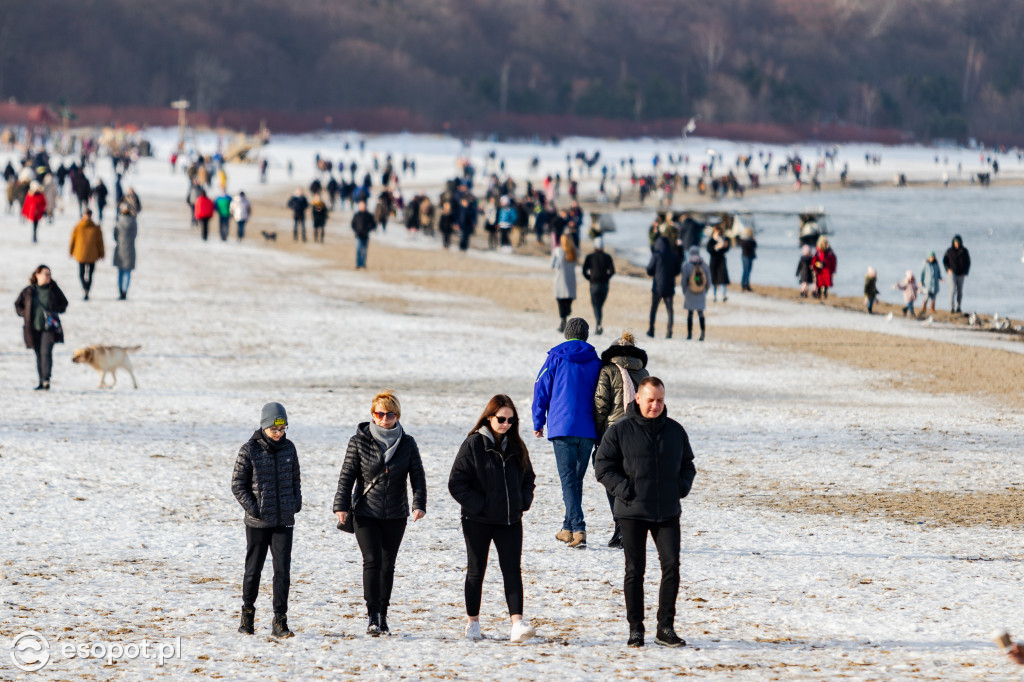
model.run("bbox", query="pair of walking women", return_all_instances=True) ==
[234,391,537,642]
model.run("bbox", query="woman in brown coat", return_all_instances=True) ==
[69,208,105,300]
[14,265,69,390]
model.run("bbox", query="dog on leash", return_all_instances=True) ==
[72,345,141,389]
[261,230,277,241]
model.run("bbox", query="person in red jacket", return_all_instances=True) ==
[193,189,215,241]
[812,235,837,299]
[22,181,47,243]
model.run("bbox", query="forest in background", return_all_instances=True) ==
[2,0,1022,142]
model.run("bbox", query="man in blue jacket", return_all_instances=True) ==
[532,318,603,548]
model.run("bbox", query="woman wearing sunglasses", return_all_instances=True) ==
[448,395,537,642]
[334,390,426,636]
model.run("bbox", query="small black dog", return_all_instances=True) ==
[261,231,278,241]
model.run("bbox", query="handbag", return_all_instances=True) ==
[336,465,388,534]
[43,310,62,334]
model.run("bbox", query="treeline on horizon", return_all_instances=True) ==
[3,0,1022,142]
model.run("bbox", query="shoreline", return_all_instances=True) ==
[239,189,1024,411]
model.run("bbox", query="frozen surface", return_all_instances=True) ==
[1,136,1022,679]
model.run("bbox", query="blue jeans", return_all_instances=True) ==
[118,268,131,295]
[551,437,594,533]
[236,219,247,240]
[356,237,368,268]
[741,256,753,289]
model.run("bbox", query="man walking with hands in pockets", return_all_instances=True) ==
[595,377,696,648]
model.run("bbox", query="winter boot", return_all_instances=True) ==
[645,327,655,338]
[627,628,644,647]
[558,317,566,333]
[655,628,685,648]
[568,531,587,549]
[367,611,381,637]
[555,529,573,543]
[687,318,693,340]
[699,317,706,342]
[379,607,391,635]
[238,606,255,635]
[271,613,293,638]
[607,522,623,549]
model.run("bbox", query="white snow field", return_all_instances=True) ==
[2,134,1023,679]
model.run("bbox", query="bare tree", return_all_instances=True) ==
[194,55,231,112]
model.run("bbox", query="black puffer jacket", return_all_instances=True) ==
[594,402,696,522]
[231,428,302,528]
[448,428,536,525]
[333,422,427,519]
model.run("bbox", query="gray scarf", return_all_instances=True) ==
[369,422,403,463]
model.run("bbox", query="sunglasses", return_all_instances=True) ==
[492,415,516,424]
[373,411,397,420]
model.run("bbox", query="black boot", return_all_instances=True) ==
[645,327,654,338]
[687,318,693,340]
[558,317,566,333]
[379,607,390,635]
[367,611,381,637]
[607,522,623,549]
[271,613,294,638]
[627,628,644,647]
[238,606,255,635]
[655,627,685,647]
[699,317,706,342]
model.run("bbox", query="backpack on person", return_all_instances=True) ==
[687,265,708,294]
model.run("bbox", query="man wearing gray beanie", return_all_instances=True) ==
[532,318,603,549]
[231,402,302,638]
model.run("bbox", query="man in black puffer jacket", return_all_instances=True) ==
[595,377,695,649]
[231,402,301,639]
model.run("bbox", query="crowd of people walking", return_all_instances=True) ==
[233,317,695,648]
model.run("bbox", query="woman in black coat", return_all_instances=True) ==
[449,394,537,643]
[706,226,731,301]
[334,390,426,636]
[14,264,68,390]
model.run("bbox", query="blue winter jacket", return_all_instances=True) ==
[498,205,518,228]
[532,340,603,440]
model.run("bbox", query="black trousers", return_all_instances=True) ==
[242,525,293,614]
[649,293,674,333]
[30,329,55,383]
[354,516,407,614]
[293,217,306,241]
[79,262,95,294]
[619,517,680,632]
[200,217,210,241]
[313,225,325,243]
[556,298,573,319]
[462,519,524,618]
[590,282,609,326]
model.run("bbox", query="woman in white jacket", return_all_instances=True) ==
[231,191,252,241]
[552,233,577,332]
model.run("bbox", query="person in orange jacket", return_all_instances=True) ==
[193,189,215,241]
[22,181,47,243]
[69,209,105,300]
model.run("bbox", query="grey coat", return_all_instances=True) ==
[113,213,138,271]
[920,259,942,295]
[231,429,302,528]
[681,259,711,311]
[552,247,577,300]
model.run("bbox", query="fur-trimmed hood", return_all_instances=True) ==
[601,343,648,369]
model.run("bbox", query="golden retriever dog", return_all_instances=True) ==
[72,345,141,389]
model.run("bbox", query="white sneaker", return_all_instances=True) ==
[510,620,536,643]
[466,620,482,640]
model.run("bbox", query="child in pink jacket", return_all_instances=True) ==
[893,270,920,317]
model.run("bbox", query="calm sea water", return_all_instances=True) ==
[604,185,1024,319]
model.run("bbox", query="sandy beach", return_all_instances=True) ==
[3,142,1024,679]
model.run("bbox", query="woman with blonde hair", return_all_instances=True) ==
[552,231,578,332]
[449,394,537,642]
[334,391,427,636]
[812,234,837,299]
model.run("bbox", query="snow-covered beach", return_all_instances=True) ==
[2,134,1023,679]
